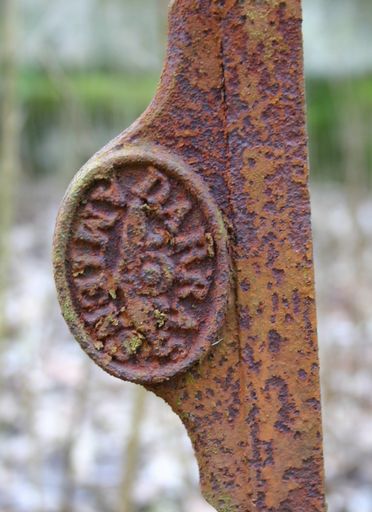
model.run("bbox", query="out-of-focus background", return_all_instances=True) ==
[0,0,371,511]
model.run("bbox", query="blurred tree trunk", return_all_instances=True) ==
[340,80,367,194]
[119,385,147,512]
[60,361,92,512]
[338,80,368,327]
[0,0,20,338]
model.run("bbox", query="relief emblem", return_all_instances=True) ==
[55,151,229,383]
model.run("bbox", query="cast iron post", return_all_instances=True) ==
[53,1,326,510]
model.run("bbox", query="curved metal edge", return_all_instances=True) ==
[53,144,230,385]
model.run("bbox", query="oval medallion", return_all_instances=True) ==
[53,148,229,383]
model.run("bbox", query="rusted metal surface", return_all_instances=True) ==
[54,149,229,383]
[53,1,326,510]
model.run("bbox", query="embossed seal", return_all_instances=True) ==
[53,147,229,383]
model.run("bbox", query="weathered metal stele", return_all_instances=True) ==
[53,1,326,510]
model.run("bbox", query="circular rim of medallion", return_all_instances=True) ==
[53,145,230,384]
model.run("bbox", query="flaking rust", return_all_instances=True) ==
[53,1,326,510]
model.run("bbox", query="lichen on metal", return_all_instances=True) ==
[53,1,326,511]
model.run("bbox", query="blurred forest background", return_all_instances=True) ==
[0,0,372,511]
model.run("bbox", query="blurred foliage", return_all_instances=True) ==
[19,70,158,108]
[18,70,159,176]
[14,69,372,186]
[307,76,372,185]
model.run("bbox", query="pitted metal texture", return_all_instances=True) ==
[53,1,326,510]
[54,150,230,384]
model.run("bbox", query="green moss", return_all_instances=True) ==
[153,309,167,328]
[186,372,195,386]
[124,333,145,355]
[61,301,77,324]
[108,288,117,299]
[203,493,236,512]
[140,202,156,214]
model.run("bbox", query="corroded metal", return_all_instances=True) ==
[54,148,229,383]
[53,1,326,511]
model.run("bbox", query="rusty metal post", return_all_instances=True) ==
[53,1,326,510]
